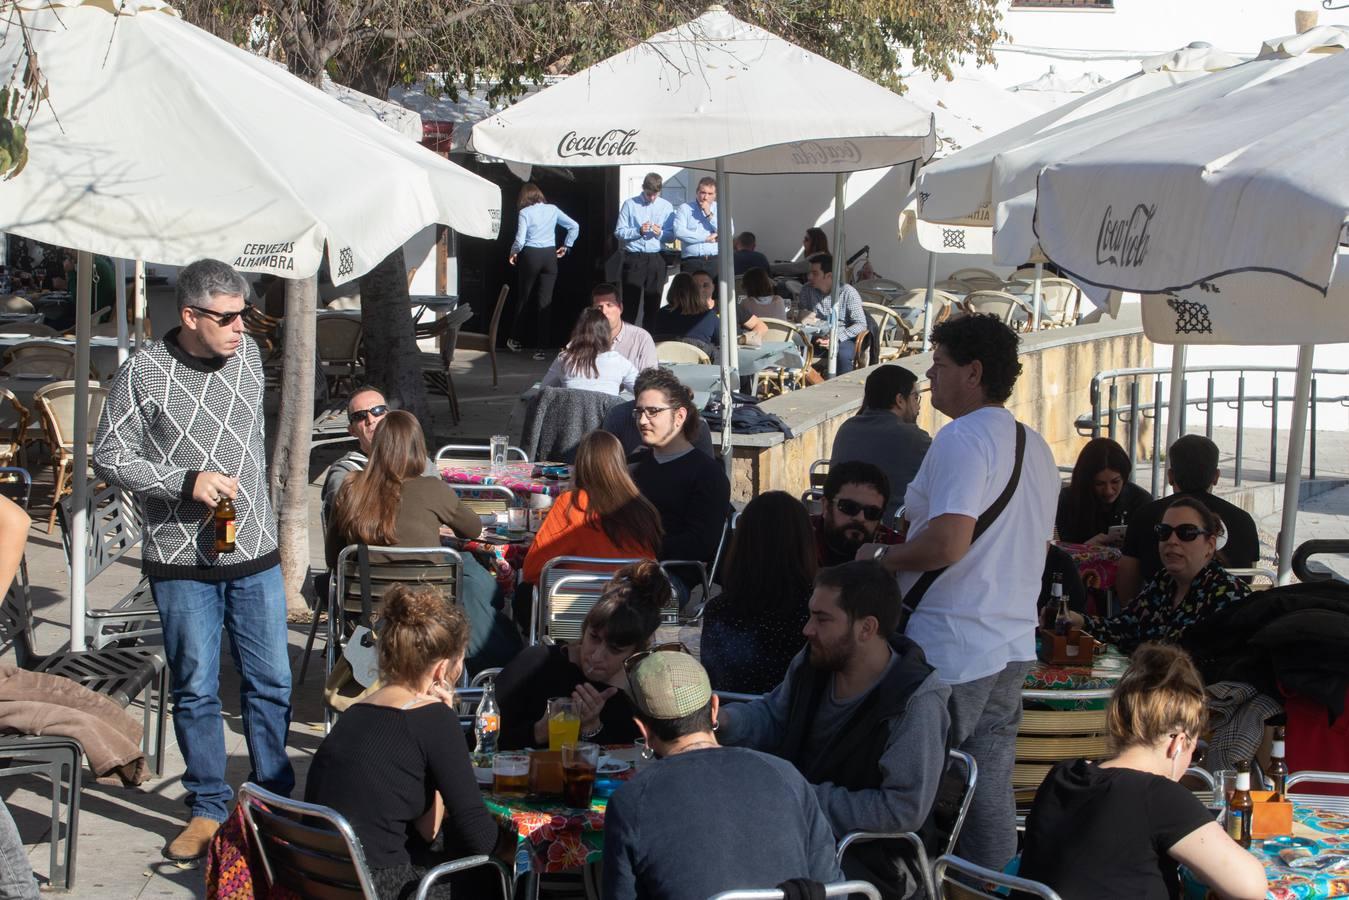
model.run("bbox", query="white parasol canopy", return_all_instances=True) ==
[1033,50,1349,298]
[0,0,501,286]
[469,5,937,466]
[468,8,935,175]
[1031,49,1349,583]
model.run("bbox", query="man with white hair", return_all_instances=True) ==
[94,259,293,863]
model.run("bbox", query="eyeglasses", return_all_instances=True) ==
[1153,523,1212,542]
[831,497,883,521]
[632,405,675,420]
[623,641,692,677]
[348,404,389,425]
[188,303,251,326]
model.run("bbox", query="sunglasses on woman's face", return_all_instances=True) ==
[622,641,692,676]
[1153,523,1211,542]
[832,497,883,521]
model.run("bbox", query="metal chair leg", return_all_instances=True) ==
[298,591,329,685]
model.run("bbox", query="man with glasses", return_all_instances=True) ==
[602,367,714,458]
[717,561,951,898]
[614,173,675,327]
[93,258,292,863]
[627,368,729,573]
[814,461,902,567]
[319,385,436,527]
[603,649,844,900]
[830,365,931,519]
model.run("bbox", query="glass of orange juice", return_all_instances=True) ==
[546,697,581,751]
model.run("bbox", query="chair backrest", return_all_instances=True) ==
[1036,278,1081,324]
[0,467,32,510]
[709,883,882,900]
[1014,691,1111,813]
[0,390,28,461]
[758,317,807,350]
[449,483,517,516]
[958,276,1011,293]
[433,443,530,464]
[964,291,1023,326]
[0,547,38,668]
[334,545,464,626]
[57,479,143,584]
[808,458,830,491]
[534,556,647,645]
[801,487,824,516]
[855,278,905,294]
[1286,771,1349,815]
[2,341,76,379]
[862,302,911,347]
[325,296,361,311]
[894,288,931,311]
[315,315,363,364]
[0,296,34,313]
[35,381,109,449]
[949,268,1000,284]
[237,782,378,899]
[0,322,59,337]
[656,341,712,365]
[934,854,1063,900]
[928,749,978,858]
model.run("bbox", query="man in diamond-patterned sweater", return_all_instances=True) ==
[93,259,293,863]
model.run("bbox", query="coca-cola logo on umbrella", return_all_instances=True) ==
[788,140,863,167]
[1096,203,1156,268]
[557,129,640,159]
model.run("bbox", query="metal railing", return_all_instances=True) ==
[1078,365,1349,495]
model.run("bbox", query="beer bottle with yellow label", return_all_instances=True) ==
[214,496,237,554]
[1226,760,1253,848]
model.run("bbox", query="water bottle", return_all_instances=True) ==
[474,681,500,756]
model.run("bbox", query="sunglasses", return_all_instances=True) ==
[622,641,692,677]
[832,497,883,521]
[1153,523,1212,542]
[189,303,252,326]
[348,404,389,425]
[632,405,675,420]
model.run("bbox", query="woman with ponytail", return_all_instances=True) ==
[496,561,671,750]
[1020,643,1266,900]
[305,585,497,900]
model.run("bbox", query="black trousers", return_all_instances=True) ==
[619,251,667,327]
[680,255,719,280]
[514,246,558,347]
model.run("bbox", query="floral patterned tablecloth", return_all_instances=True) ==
[1053,541,1123,592]
[442,534,529,590]
[483,794,610,877]
[439,461,571,497]
[1184,804,1349,899]
[1025,644,1129,694]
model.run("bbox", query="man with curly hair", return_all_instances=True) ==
[860,313,1058,872]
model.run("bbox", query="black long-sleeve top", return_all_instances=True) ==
[629,447,730,564]
[304,703,497,869]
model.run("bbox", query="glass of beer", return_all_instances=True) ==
[492,752,530,797]
[547,698,581,751]
[561,741,599,809]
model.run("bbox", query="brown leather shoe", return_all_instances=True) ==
[163,816,221,863]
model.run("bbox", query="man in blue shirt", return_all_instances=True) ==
[673,176,722,279]
[614,172,675,327]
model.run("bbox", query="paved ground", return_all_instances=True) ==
[5,345,1349,895]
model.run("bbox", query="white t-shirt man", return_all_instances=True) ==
[898,406,1058,685]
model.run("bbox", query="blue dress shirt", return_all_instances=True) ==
[674,201,721,259]
[614,194,675,254]
[511,203,580,255]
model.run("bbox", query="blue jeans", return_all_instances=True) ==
[150,565,294,822]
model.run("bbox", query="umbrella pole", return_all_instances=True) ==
[1277,344,1314,584]
[115,259,129,366]
[828,173,846,376]
[1166,343,1187,451]
[1031,262,1043,331]
[922,251,936,352]
[71,251,93,651]
[133,259,146,350]
[715,160,735,477]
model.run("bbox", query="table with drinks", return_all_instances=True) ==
[1024,642,1128,700]
[475,696,645,880]
[439,461,572,500]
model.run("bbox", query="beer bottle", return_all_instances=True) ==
[1227,760,1254,848]
[1052,574,1071,636]
[214,496,237,554]
[1268,726,1289,801]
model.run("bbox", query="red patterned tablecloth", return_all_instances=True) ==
[442,535,529,589]
[440,461,571,497]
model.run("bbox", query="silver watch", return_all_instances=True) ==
[873,545,888,562]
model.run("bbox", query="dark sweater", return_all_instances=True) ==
[701,591,809,695]
[304,703,497,870]
[494,643,639,750]
[1055,481,1152,545]
[630,448,730,564]
[602,747,843,900]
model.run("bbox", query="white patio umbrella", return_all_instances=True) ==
[0,0,502,647]
[1032,50,1349,582]
[468,5,936,468]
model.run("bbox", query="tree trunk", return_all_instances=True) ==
[271,275,318,618]
[359,247,432,429]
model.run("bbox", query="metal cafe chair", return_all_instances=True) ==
[710,883,881,900]
[933,854,1063,900]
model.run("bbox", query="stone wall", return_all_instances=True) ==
[728,307,1152,502]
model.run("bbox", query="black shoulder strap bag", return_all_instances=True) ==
[899,421,1027,632]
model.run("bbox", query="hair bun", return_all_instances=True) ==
[618,560,673,612]
[381,584,442,628]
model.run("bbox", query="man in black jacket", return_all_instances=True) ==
[718,562,951,898]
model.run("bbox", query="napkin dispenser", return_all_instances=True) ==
[1249,790,1294,839]
[1037,627,1096,666]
